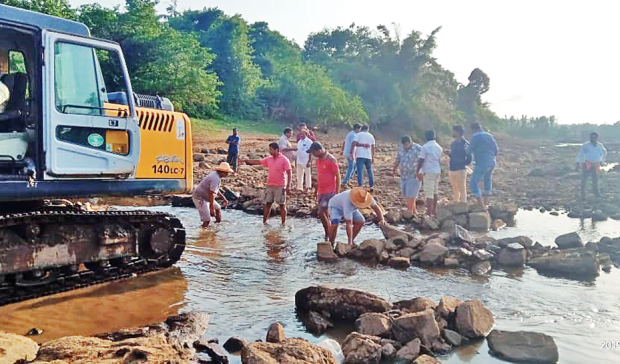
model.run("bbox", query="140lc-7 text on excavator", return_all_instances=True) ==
[0,4,192,305]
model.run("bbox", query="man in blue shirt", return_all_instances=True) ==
[341,123,361,186]
[467,123,498,209]
[393,135,422,215]
[576,132,607,199]
[226,128,240,172]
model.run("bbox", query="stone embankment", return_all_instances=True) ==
[317,206,620,279]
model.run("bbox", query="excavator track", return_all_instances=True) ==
[0,208,185,306]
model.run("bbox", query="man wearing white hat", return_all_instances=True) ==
[192,162,235,228]
[328,187,385,246]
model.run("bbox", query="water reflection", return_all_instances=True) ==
[0,268,187,343]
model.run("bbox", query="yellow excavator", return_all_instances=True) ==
[0,4,193,305]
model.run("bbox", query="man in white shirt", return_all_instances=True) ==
[416,130,443,217]
[296,130,313,190]
[278,127,296,164]
[352,125,376,191]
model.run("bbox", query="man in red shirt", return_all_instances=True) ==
[244,142,293,225]
[308,142,341,241]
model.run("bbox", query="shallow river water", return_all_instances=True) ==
[1,207,619,364]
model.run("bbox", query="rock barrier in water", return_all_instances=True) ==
[317,223,620,279]
[294,286,560,364]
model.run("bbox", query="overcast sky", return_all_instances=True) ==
[69,0,620,125]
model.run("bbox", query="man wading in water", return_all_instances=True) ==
[192,162,235,228]
[328,188,385,246]
[576,132,607,200]
[307,141,341,242]
[244,143,293,225]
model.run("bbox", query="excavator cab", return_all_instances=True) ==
[0,14,139,183]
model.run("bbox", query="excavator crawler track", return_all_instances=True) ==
[0,208,185,306]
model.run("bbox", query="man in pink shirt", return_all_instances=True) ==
[244,142,293,225]
[308,142,341,241]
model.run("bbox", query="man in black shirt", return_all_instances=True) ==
[445,125,471,202]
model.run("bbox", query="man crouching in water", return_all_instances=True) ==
[328,187,385,246]
[192,162,234,228]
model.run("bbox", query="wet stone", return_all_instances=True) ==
[223,336,247,353]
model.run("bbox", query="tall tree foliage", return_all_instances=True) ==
[170,9,263,118]
[78,0,220,115]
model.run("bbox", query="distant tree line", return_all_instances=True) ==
[5,0,615,139]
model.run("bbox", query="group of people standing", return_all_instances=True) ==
[394,123,499,218]
[192,121,500,245]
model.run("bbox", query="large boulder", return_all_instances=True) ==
[387,256,411,269]
[497,236,533,248]
[436,297,462,320]
[455,300,494,339]
[414,354,441,363]
[335,242,352,257]
[470,261,492,275]
[355,313,391,337]
[469,212,491,231]
[451,225,474,244]
[0,332,38,363]
[528,251,600,277]
[419,243,449,264]
[342,332,382,364]
[380,224,408,240]
[164,312,211,353]
[496,247,527,267]
[241,338,338,364]
[391,310,441,346]
[394,298,437,313]
[36,334,184,363]
[223,336,247,353]
[395,338,421,363]
[301,311,333,335]
[487,330,559,363]
[295,286,392,321]
[359,239,385,259]
[266,323,286,343]
[317,242,339,262]
[555,232,583,249]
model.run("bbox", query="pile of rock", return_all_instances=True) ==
[294,286,558,363]
[319,223,619,279]
[383,201,518,233]
[318,223,534,275]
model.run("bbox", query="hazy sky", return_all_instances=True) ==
[69,0,620,125]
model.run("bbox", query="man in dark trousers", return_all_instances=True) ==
[226,128,240,172]
[576,132,607,199]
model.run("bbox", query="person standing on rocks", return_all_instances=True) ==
[342,123,361,186]
[278,128,296,165]
[576,132,607,199]
[296,123,317,142]
[328,188,385,246]
[416,130,443,217]
[308,141,341,241]
[467,122,498,209]
[225,128,240,172]
[445,125,471,202]
[243,143,293,225]
[393,135,422,216]
[352,125,376,191]
[192,162,234,228]
[296,130,314,191]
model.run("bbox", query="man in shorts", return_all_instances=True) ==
[192,162,235,228]
[416,130,443,217]
[328,188,385,246]
[307,141,341,241]
[244,142,293,225]
[393,135,422,215]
